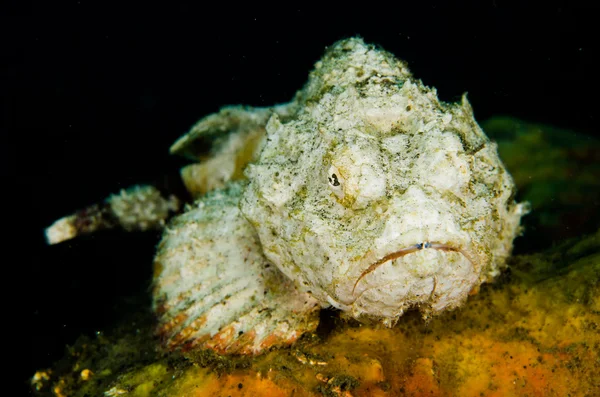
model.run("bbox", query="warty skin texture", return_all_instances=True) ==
[240,38,526,324]
[62,37,527,354]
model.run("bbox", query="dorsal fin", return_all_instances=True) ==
[169,106,296,198]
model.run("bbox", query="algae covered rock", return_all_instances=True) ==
[33,111,600,396]
[482,116,600,251]
[32,227,600,396]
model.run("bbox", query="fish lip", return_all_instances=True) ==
[351,241,477,296]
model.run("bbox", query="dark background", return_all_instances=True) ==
[2,2,598,393]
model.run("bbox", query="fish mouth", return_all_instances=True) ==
[352,242,477,295]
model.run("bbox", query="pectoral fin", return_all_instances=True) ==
[152,182,320,354]
[45,185,181,245]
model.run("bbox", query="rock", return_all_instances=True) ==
[31,119,600,396]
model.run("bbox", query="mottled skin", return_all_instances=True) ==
[240,38,526,324]
[47,38,527,354]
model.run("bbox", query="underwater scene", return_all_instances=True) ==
[31,116,600,397]
[12,5,598,397]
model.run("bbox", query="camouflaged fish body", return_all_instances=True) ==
[48,38,527,354]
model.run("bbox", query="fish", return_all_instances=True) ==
[46,37,527,355]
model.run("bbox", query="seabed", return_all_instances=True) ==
[32,117,600,396]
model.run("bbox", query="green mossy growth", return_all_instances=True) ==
[32,117,600,396]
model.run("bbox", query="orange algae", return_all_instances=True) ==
[31,118,600,396]
[169,367,303,397]
[31,230,600,396]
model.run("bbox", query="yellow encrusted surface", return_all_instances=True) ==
[32,228,600,396]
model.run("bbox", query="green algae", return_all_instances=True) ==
[32,229,600,396]
[482,116,600,252]
[32,117,600,396]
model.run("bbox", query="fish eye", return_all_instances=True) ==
[328,173,340,187]
[327,165,345,199]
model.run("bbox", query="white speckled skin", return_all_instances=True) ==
[152,37,526,353]
[153,183,319,353]
[240,38,526,323]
